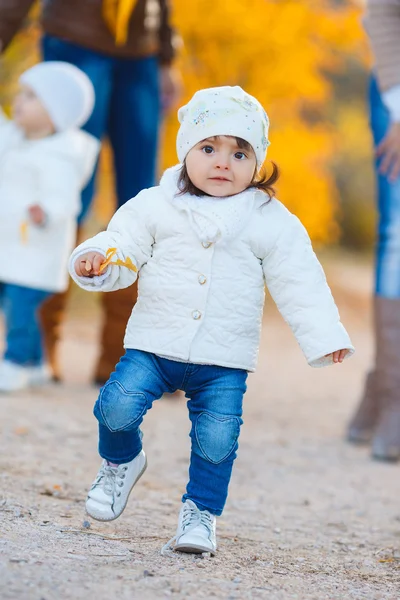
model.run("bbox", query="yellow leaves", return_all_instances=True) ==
[0,0,369,245]
[13,426,29,436]
[0,3,40,107]
[20,220,29,245]
[99,247,138,273]
[164,0,367,243]
[270,119,339,243]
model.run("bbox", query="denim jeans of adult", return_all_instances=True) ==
[94,350,248,516]
[369,76,400,299]
[41,36,161,380]
[0,283,52,365]
[42,35,161,222]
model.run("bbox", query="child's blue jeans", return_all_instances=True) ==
[369,76,400,298]
[0,283,51,365]
[94,349,248,516]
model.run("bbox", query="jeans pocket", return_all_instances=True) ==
[195,412,241,465]
[96,380,147,432]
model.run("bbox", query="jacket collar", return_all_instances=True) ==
[159,164,260,244]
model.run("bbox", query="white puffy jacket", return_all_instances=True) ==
[0,110,99,293]
[69,165,354,372]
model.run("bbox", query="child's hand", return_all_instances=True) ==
[74,252,106,278]
[28,204,47,225]
[326,349,349,364]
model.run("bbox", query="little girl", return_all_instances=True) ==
[70,86,354,556]
[0,61,99,391]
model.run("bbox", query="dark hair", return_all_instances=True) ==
[177,137,280,200]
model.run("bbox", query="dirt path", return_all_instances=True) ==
[1,255,400,600]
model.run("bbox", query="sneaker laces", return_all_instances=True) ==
[161,501,213,556]
[92,462,127,497]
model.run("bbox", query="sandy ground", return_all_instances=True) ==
[1,254,400,600]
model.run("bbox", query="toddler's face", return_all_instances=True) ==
[185,136,257,197]
[13,85,55,137]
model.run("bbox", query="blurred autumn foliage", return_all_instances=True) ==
[0,0,373,247]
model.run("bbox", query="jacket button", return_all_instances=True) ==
[192,310,202,320]
[198,275,207,285]
[202,241,212,248]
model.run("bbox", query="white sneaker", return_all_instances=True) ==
[162,499,217,555]
[86,450,147,521]
[0,360,30,392]
[28,364,52,386]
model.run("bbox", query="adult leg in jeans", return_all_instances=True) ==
[94,57,161,384]
[348,76,400,459]
[183,365,247,515]
[39,36,113,380]
[2,284,51,366]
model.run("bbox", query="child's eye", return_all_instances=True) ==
[201,145,214,154]
[234,151,247,160]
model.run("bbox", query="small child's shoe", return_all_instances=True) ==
[162,499,217,555]
[0,360,30,392]
[28,364,52,386]
[86,450,147,521]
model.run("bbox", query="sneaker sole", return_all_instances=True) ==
[86,456,147,522]
[174,542,216,556]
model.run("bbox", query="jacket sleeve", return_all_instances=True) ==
[0,0,35,52]
[158,0,179,64]
[261,211,355,368]
[34,138,99,223]
[365,0,400,91]
[69,190,155,293]
[37,159,82,222]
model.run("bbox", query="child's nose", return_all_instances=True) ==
[215,155,230,169]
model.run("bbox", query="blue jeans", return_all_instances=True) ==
[370,76,400,298]
[94,350,248,515]
[42,35,161,223]
[0,283,51,365]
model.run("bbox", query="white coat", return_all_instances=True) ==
[0,110,99,293]
[69,165,354,372]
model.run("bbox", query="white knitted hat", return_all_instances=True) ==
[20,61,95,131]
[176,86,270,168]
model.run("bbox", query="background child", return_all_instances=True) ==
[69,86,354,556]
[0,61,99,392]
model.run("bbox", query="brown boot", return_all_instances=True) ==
[347,371,380,444]
[39,288,70,382]
[39,226,83,382]
[94,282,138,385]
[347,296,382,444]
[372,406,400,461]
[370,297,400,461]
